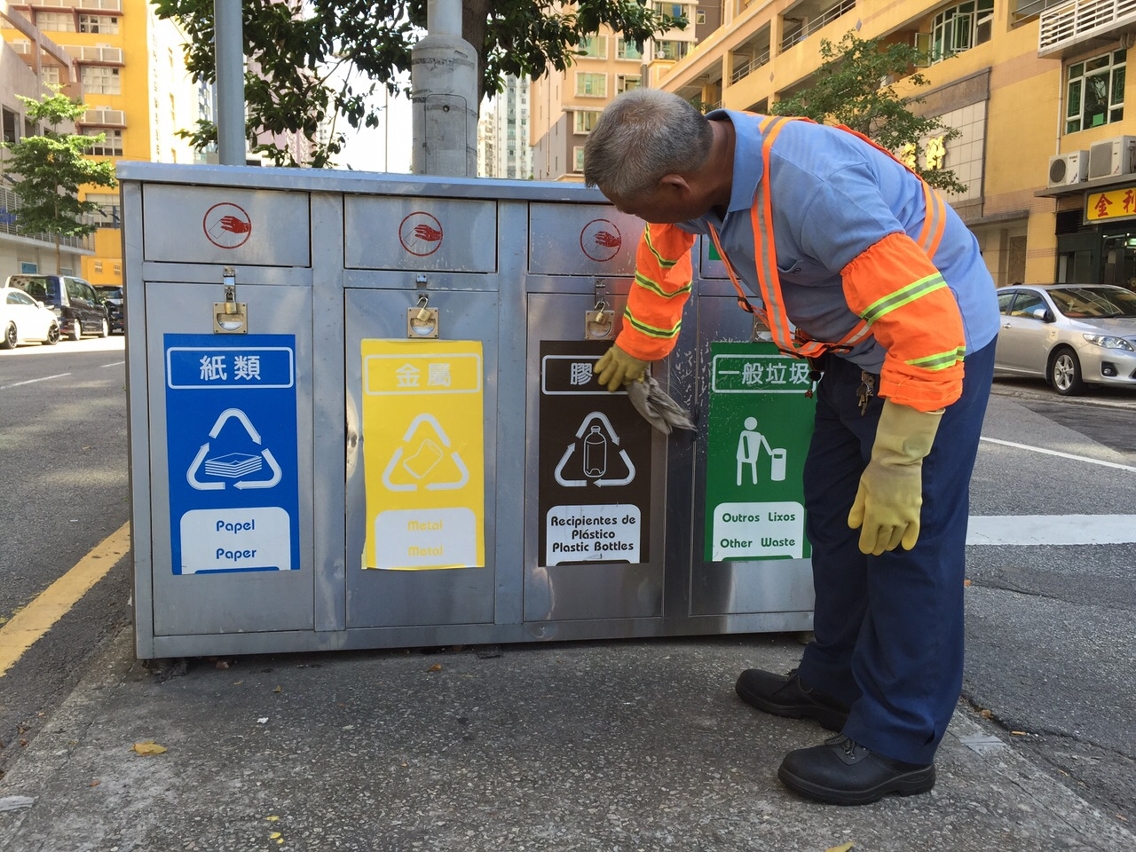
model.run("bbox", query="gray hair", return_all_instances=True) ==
[583,89,714,199]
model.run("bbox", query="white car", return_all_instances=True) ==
[0,286,61,349]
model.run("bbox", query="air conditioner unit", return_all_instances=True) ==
[1047,151,1089,188]
[1088,135,1136,179]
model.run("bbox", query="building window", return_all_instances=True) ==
[578,35,607,59]
[84,128,124,156]
[85,192,121,227]
[617,38,643,61]
[82,66,121,95]
[696,10,707,24]
[79,15,119,34]
[616,75,641,94]
[573,146,585,173]
[35,11,76,31]
[574,111,600,134]
[113,263,121,276]
[2,109,18,145]
[576,72,607,97]
[655,2,687,17]
[94,261,103,273]
[655,41,690,61]
[20,262,37,274]
[1066,50,1126,133]
[929,0,993,63]
[41,66,62,86]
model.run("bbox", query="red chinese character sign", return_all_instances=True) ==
[203,202,253,249]
[1086,184,1136,223]
[399,212,444,256]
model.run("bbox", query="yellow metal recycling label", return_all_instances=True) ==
[360,340,485,570]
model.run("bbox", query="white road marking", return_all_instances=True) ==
[967,515,1136,545]
[0,372,71,390]
[980,436,1136,473]
[101,360,125,368]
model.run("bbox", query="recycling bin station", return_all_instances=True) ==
[119,162,816,659]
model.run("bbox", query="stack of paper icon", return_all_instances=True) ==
[204,452,263,478]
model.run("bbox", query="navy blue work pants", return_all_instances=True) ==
[795,340,995,765]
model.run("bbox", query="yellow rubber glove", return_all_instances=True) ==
[847,400,944,556]
[594,344,648,392]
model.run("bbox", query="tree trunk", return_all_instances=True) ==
[55,233,61,274]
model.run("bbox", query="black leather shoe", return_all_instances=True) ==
[735,668,850,732]
[778,735,936,805]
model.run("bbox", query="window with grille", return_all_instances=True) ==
[929,0,993,63]
[41,66,62,85]
[1066,51,1126,133]
[82,66,121,95]
[79,15,119,34]
[573,147,585,173]
[84,128,123,156]
[35,11,76,32]
[576,73,607,97]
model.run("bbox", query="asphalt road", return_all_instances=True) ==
[0,339,1133,825]
[0,335,132,778]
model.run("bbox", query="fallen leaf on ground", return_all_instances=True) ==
[266,815,280,822]
[427,664,443,673]
[1011,730,1027,736]
[269,832,282,840]
[132,741,167,756]
[215,660,230,669]
[89,780,101,788]
[274,686,282,693]
[826,843,855,852]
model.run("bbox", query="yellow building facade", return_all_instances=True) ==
[3,0,198,286]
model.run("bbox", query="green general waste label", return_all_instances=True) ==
[704,342,816,562]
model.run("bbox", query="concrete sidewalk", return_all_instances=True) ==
[0,628,1131,852]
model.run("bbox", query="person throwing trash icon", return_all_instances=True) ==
[737,416,774,486]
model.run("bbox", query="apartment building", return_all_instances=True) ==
[478,75,533,180]
[531,3,701,181]
[0,17,91,277]
[2,0,200,286]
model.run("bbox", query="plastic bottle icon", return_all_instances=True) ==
[583,424,608,478]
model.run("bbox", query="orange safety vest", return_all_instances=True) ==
[707,115,950,361]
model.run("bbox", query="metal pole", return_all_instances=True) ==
[214,0,246,166]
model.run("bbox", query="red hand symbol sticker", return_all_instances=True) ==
[580,219,622,262]
[593,230,621,248]
[400,212,444,256]
[219,215,252,234]
[203,202,253,249]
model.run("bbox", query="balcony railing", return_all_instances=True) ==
[69,45,124,64]
[11,0,123,9]
[1039,0,1136,55]
[78,108,126,126]
[731,49,771,84]
[780,0,856,51]
[0,186,94,251]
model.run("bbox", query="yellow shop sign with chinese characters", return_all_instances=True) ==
[1086,185,1136,222]
[360,339,485,570]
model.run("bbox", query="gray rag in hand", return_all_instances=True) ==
[626,376,696,435]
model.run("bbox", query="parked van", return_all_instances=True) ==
[6,274,109,341]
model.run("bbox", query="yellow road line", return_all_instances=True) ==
[0,522,130,678]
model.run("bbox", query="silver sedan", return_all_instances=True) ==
[994,284,1136,395]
